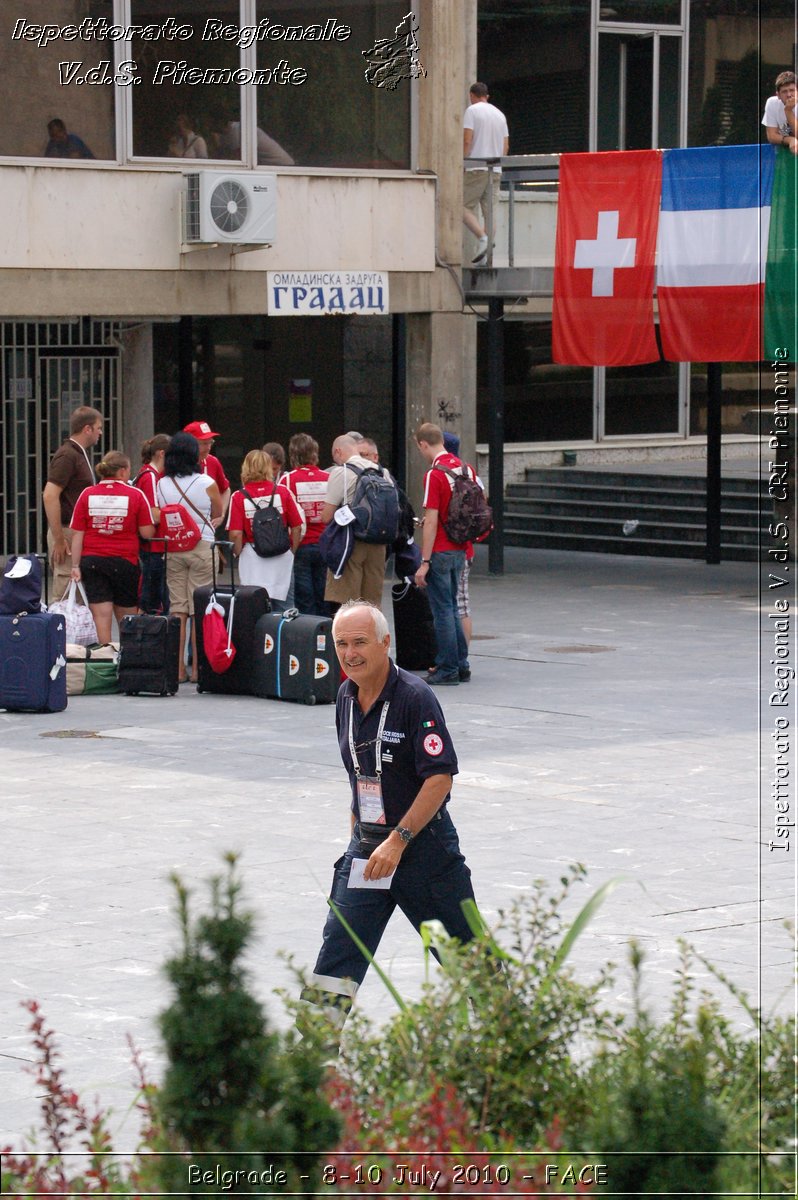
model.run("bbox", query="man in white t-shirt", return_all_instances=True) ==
[762,70,797,155]
[463,81,509,265]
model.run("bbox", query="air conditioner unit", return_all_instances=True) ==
[183,171,277,245]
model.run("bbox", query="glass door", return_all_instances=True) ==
[590,2,687,438]
[595,28,682,151]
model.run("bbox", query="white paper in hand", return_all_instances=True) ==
[348,857,395,890]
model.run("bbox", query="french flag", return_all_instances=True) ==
[657,144,775,362]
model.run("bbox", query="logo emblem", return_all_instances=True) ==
[263,633,274,654]
[423,733,444,757]
[289,655,299,675]
[315,659,329,678]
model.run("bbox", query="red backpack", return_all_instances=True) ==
[156,504,202,552]
[156,479,209,552]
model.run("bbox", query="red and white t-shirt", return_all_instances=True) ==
[71,481,153,564]
[201,453,230,494]
[227,481,303,545]
[422,452,478,553]
[133,463,165,553]
[282,466,329,546]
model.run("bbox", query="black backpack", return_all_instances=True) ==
[241,487,292,558]
[435,465,493,544]
[346,463,401,544]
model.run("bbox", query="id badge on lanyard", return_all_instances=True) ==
[350,699,390,825]
[357,776,385,824]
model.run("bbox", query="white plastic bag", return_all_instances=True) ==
[48,580,98,646]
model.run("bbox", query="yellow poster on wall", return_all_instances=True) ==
[289,379,312,423]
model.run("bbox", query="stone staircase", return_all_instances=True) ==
[503,468,770,560]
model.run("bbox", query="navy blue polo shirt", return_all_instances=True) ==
[336,661,459,827]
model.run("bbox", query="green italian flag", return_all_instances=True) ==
[764,147,798,361]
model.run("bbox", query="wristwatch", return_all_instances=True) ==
[421,558,431,565]
[395,825,414,844]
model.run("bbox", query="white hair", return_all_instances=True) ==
[332,600,389,641]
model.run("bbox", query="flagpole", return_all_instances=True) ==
[706,362,723,564]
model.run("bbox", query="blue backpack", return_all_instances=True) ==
[346,463,400,544]
[0,555,44,615]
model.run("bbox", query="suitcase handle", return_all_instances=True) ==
[213,539,237,596]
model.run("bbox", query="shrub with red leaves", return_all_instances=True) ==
[1,1000,158,1197]
[324,1074,597,1196]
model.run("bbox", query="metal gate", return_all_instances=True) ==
[0,321,121,558]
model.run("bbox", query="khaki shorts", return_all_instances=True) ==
[325,540,386,608]
[463,169,500,229]
[166,541,214,615]
[47,526,75,604]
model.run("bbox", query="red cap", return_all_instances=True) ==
[183,420,220,440]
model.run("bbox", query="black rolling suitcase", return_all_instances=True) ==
[253,611,337,705]
[194,548,270,695]
[391,580,437,672]
[118,614,181,695]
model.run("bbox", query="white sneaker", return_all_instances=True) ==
[472,235,489,265]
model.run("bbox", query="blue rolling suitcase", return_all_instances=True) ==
[252,611,337,705]
[0,611,67,712]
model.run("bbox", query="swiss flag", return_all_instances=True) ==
[553,151,661,366]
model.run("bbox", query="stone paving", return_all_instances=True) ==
[0,546,792,1151]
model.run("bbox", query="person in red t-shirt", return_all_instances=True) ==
[134,433,171,614]
[70,451,155,643]
[414,422,475,686]
[227,449,303,612]
[183,421,231,518]
[282,433,330,616]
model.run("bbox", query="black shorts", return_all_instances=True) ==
[80,556,140,607]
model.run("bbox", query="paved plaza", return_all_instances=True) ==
[0,545,792,1151]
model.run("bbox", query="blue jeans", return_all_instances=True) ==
[293,543,330,617]
[302,809,475,1024]
[426,550,468,678]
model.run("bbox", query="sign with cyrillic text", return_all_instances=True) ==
[267,272,389,316]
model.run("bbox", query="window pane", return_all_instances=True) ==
[131,2,241,160]
[658,33,680,148]
[605,359,680,435]
[0,4,115,159]
[255,1,410,168]
[599,1,681,24]
[478,2,590,154]
[687,2,796,146]
[478,321,594,443]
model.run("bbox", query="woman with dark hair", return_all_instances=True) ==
[134,433,171,614]
[157,431,222,683]
[69,451,154,643]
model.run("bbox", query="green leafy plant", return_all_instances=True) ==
[150,852,340,1194]
[332,866,622,1144]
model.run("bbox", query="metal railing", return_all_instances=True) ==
[464,154,560,270]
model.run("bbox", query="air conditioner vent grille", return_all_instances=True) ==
[185,174,201,242]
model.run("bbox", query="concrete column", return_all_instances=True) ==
[403,2,479,505]
[120,323,154,465]
[405,311,470,507]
